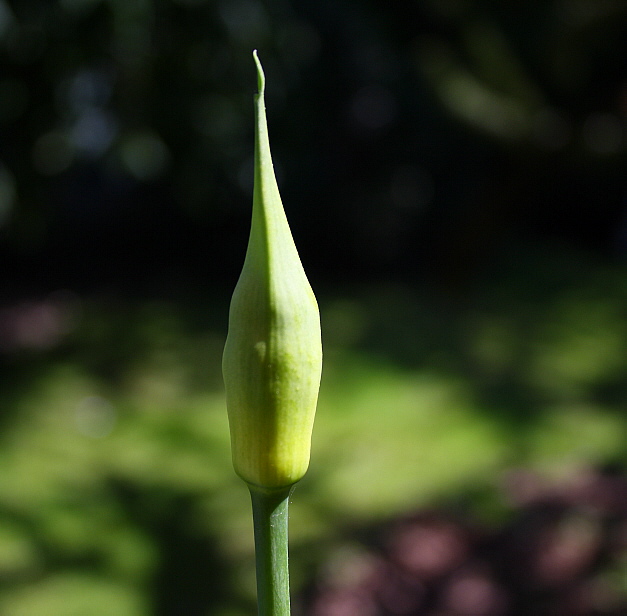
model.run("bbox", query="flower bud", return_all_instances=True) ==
[222,51,323,490]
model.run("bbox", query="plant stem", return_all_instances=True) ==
[249,484,293,616]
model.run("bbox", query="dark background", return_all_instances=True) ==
[0,0,625,295]
[0,2,625,615]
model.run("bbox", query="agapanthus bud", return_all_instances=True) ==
[223,51,323,490]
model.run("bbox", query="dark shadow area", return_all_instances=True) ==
[109,480,247,616]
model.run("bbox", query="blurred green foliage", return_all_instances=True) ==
[1,244,626,614]
[0,0,625,614]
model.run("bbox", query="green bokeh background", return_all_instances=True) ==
[0,1,625,614]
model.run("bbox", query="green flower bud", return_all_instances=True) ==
[222,51,323,490]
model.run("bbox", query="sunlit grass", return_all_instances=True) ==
[0,244,624,615]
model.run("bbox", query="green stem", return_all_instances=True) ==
[249,484,293,616]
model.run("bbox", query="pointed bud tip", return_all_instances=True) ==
[253,50,265,96]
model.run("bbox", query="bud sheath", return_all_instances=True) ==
[223,51,323,490]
